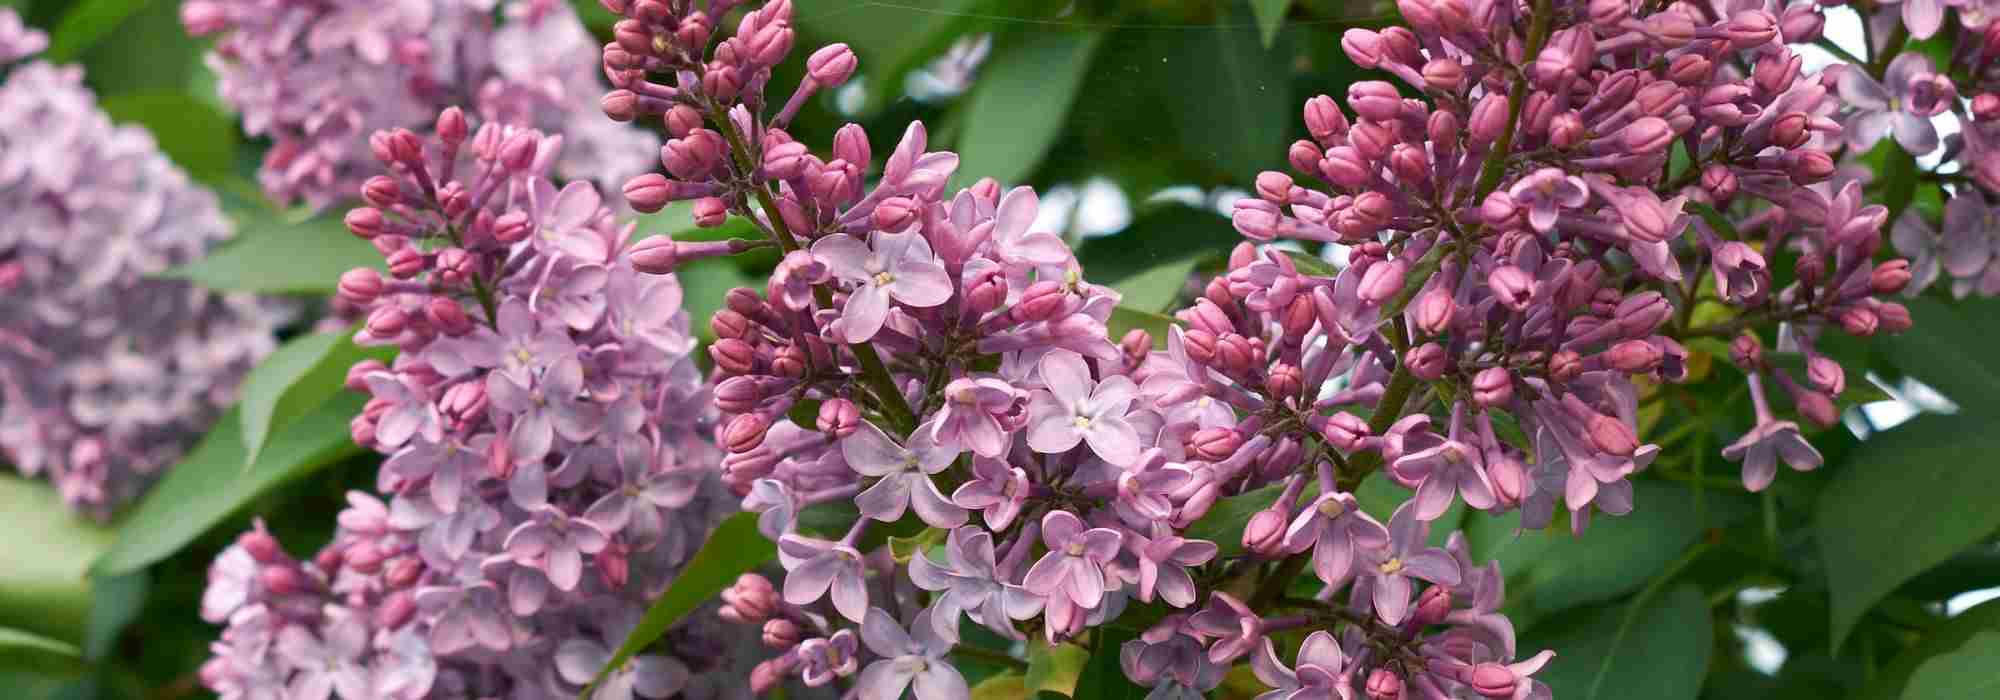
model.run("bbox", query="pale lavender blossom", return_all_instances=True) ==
[1355,503,1461,626]
[909,528,1039,641]
[844,420,967,528]
[812,230,954,342]
[1249,631,1348,700]
[1282,492,1389,586]
[1839,54,1944,155]
[951,457,1029,530]
[1026,350,1143,466]
[856,609,968,700]
[778,534,871,623]
[797,630,860,686]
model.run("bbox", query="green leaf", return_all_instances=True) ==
[969,672,1029,700]
[1683,200,1742,241]
[1852,598,2000,700]
[1530,585,1711,700]
[43,0,149,61]
[793,0,987,115]
[90,396,367,577]
[1249,0,1292,47]
[583,512,775,698]
[1817,413,2000,651]
[1902,631,2000,700]
[1148,5,1292,183]
[98,92,238,186]
[1862,139,1920,225]
[0,476,116,644]
[79,571,145,661]
[1279,249,1337,277]
[1076,204,1235,313]
[1874,296,2000,411]
[158,214,384,295]
[1462,480,1751,629]
[673,258,760,345]
[1024,640,1089,697]
[1106,306,1174,350]
[240,328,390,466]
[1108,258,1198,315]
[952,30,1104,188]
[0,628,85,678]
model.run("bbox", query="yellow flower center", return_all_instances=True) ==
[1379,557,1404,575]
[1318,498,1345,518]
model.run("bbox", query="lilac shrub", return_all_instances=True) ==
[180,0,659,210]
[0,10,284,517]
[589,0,1930,698]
[199,111,749,699]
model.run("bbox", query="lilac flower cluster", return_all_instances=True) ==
[181,0,659,210]
[593,1,1556,698]
[200,111,751,699]
[1823,0,2000,298]
[0,12,283,517]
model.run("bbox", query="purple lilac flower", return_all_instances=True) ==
[1355,503,1461,626]
[843,420,967,528]
[856,609,967,700]
[1839,54,1945,155]
[0,39,283,517]
[1026,349,1144,466]
[202,115,749,700]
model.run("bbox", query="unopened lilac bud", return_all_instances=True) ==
[1342,28,1385,67]
[623,174,673,213]
[665,105,704,137]
[1422,58,1465,91]
[1701,164,1738,201]
[366,306,408,337]
[491,210,531,244]
[710,338,758,375]
[1366,668,1404,700]
[1206,499,1274,557]
[1013,281,1070,323]
[1621,116,1674,154]
[667,130,727,180]
[873,196,919,232]
[771,345,808,379]
[804,43,857,86]
[1871,260,1912,295]
[721,574,778,623]
[1607,339,1663,372]
[1877,301,1912,333]
[1489,455,1527,507]
[750,660,785,694]
[1472,367,1513,408]
[817,399,860,437]
[181,1,228,34]
[259,565,304,595]
[1795,389,1838,427]
[1304,94,1349,143]
[349,413,377,446]
[1256,171,1295,203]
[1788,149,1836,185]
[1319,411,1370,451]
[1730,334,1764,370]
[238,530,283,563]
[1389,143,1430,183]
[426,297,472,336]
[360,176,402,208]
[338,267,384,305]
[1359,260,1407,305]
[1588,0,1629,25]
[629,236,681,274]
[498,131,538,171]
[1289,140,1322,175]
[1469,93,1510,145]
[760,618,802,650]
[1616,292,1671,335]
[1122,329,1154,363]
[1549,110,1587,149]
[1319,146,1371,188]
[1808,356,1845,394]
[1488,265,1533,311]
[1407,343,1450,380]
[1214,333,1258,373]
[1586,413,1638,456]
[1349,121,1394,161]
[693,197,730,228]
[724,413,769,454]
[1974,94,2000,122]
[1348,81,1404,121]
[1186,428,1243,462]
[385,247,424,279]
[345,541,385,574]
[1468,663,1517,699]
[1550,349,1583,381]
[1414,584,1453,626]
[1779,3,1823,41]
[1838,305,1878,336]
[373,590,417,629]
[345,207,386,239]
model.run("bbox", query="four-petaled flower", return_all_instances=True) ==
[845,420,968,528]
[1250,631,1349,700]
[1391,438,1498,521]
[1355,502,1462,626]
[779,534,871,622]
[1839,54,1943,155]
[812,229,954,342]
[1023,510,1123,641]
[1507,168,1589,233]
[1026,350,1142,466]
[856,608,969,700]
[1283,492,1389,586]
[909,528,1041,641]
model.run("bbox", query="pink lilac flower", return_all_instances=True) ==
[1025,349,1144,466]
[1839,53,1946,155]
[201,113,749,699]
[0,32,283,517]
[856,609,968,700]
[811,230,954,342]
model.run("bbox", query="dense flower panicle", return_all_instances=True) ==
[593,2,1554,698]
[181,0,659,209]
[0,15,283,517]
[200,113,751,699]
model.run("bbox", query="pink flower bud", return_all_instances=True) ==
[1667,53,1714,84]
[492,211,531,244]
[1366,668,1404,700]
[1214,333,1258,373]
[1787,149,1836,185]
[238,529,283,563]
[1013,281,1070,323]
[1243,508,1289,557]
[1414,584,1453,626]
[807,43,857,86]
[434,107,467,147]
[1550,349,1583,381]
[772,346,808,379]
[1616,292,1672,335]
[374,590,418,629]
[1586,413,1638,456]
[1288,140,1322,175]
[426,297,471,336]
[724,413,770,454]
[1341,29,1385,67]
[1232,198,1282,241]
[1701,164,1738,201]
[1607,339,1663,372]
[1422,58,1465,91]
[345,207,386,239]
[361,176,402,208]
[1472,367,1513,408]
[1808,355,1845,395]
[365,306,407,337]
[710,338,758,375]
[1349,121,1394,161]
[763,619,801,649]
[1187,428,1244,462]
[1487,265,1533,311]
[816,399,860,438]
[760,139,811,180]
[181,1,228,35]
[385,247,424,279]
[345,541,385,573]
[1411,287,1455,335]
[1182,330,1219,365]
[1469,93,1510,145]
[1348,81,1403,122]
[349,413,377,447]
[498,131,538,171]
[259,565,304,595]
[1407,343,1450,380]
[750,660,785,694]
[1973,94,2000,122]
[1256,171,1294,204]
[1838,305,1878,337]
[665,105,704,137]
[1548,110,1587,149]
[1795,389,1838,427]
[1359,260,1407,305]
[629,236,681,274]
[1876,301,1912,333]
[1489,455,1527,507]
[1621,116,1674,155]
[693,197,730,228]
[1304,94,1350,144]
[1389,143,1430,183]
[1319,411,1370,451]
[1468,663,1517,698]
[440,380,487,427]
[338,267,384,305]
